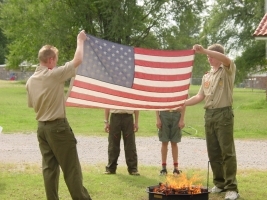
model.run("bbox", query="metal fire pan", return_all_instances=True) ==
[146,185,209,200]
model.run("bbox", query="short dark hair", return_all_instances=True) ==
[208,44,224,54]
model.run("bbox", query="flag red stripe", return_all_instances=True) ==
[72,80,189,101]
[135,48,195,57]
[134,71,192,81]
[135,60,193,68]
[66,93,184,109]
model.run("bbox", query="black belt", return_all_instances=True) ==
[205,106,232,112]
[111,113,132,115]
[38,118,66,125]
[160,110,179,113]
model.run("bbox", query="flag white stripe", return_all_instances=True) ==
[75,75,189,95]
[135,54,194,63]
[133,77,190,87]
[70,85,188,104]
[135,65,193,75]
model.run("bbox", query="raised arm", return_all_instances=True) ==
[193,44,231,67]
[71,30,87,68]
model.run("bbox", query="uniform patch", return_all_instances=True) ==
[204,81,210,88]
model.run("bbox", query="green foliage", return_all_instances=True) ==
[235,41,267,83]
[202,0,264,52]
[201,0,267,83]
[0,28,7,64]
[0,0,205,70]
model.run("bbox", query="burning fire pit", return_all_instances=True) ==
[147,185,209,200]
[146,173,209,200]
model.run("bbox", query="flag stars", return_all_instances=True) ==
[78,35,135,89]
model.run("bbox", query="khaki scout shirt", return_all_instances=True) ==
[198,60,236,109]
[26,62,76,121]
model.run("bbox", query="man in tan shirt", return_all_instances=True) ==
[184,44,239,200]
[26,30,92,200]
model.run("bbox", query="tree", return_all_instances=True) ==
[0,0,7,64]
[199,0,266,83]
[0,0,205,72]
[159,0,209,78]
[0,28,7,64]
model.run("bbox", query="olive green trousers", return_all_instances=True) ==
[37,118,92,200]
[205,107,238,192]
[106,113,138,173]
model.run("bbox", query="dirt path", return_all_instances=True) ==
[0,133,267,170]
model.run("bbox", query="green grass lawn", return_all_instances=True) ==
[0,80,267,200]
[0,163,266,200]
[0,80,266,139]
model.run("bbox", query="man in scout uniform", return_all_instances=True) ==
[26,30,92,200]
[184,44,239,200]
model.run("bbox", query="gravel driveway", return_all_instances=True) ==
[0,133,266,170]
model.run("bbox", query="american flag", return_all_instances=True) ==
[65,34,194,110]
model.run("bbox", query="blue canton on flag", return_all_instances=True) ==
[77,35,135,88]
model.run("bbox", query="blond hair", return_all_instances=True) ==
[208,44,225,54]
[38,45,58,63]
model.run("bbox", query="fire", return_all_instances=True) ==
[153,173,204,195]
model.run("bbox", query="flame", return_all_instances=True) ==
[153,173,203,195]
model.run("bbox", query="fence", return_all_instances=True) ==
[0,68,34,81]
